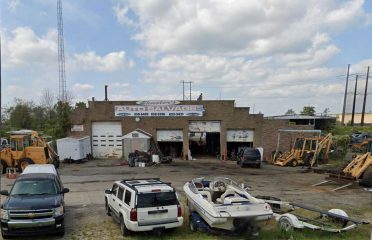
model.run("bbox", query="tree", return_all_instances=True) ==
[54,101,72,138]
[285,109,296,115]
[322,108,330,116]
[40,88,55,111]
[8,99,34,129]
[75,101,87,109]
[301,106,316,116]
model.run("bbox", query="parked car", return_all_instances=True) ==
[237,148,261,168]
[104,178,183,236]
[351,132,372,144]
[0,164,69,239]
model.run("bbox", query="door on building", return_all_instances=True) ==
[189,121,220,157]
[92,122,123,158]
[156,130,183,157]
[226,130,254,160]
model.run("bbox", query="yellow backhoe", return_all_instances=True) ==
[274,133,333,167]
[0,130,59,173]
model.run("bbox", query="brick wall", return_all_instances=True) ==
[68,100,264,158]
[261,119,316,161]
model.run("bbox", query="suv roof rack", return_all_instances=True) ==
[120,178,173,192]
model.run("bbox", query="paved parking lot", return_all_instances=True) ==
[1,158,371,239]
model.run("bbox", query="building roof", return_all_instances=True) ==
[122,128,152,139]
[266,114,336,120]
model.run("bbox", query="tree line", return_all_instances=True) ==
[0,89,86,139]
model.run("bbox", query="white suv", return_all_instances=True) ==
[104,178,183,236]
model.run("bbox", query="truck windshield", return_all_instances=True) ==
[11,179,59,196]
[137,192,178,208]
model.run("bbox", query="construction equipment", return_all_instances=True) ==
[350,139,370,153]
[274,133,333,167]
[0,130,59,173]
[313,153,372,190]
[313,139,372,189]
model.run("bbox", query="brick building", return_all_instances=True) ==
[69,99,315,161]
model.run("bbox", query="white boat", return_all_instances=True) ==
[183,177,273,233]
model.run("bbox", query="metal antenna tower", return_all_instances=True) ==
[57,0,67,102]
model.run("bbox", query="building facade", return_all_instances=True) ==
[69,100,315,161]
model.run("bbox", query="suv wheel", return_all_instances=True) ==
[120,216,130,236]
[105,199,111,216]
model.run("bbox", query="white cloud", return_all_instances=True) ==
[73,83,94,91]
[3,27,57,68]
[113,4,136,27]
[122,0,369,57]
[72,51,135,72]
[8,0,19,13]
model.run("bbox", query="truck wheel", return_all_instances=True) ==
[53,158,60,169]
[360,166,372,188]
[18,158,34,172]
[0,160,7,174]
[291,160,298,167]
[105,199,111,216]
[120,216,130,236]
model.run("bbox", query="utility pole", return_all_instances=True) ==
[361,66,369,126]
[189,81,192,100]
[351,74,358,126]
[341,64,350,125]
[182,80,185,100]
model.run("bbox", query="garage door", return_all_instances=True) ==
[227,130,254,142]
[157,130,183,142]
[92,122,122,158]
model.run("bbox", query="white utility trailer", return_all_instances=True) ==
[57,136,92,161]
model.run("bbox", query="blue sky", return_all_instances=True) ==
[1,0,372,115]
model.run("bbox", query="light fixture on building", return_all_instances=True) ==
[135,117,140,122]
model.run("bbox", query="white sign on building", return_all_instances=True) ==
[71,125,84,132]
[227,130,254,142]
[189,121,221,132]
[115,105,204,117]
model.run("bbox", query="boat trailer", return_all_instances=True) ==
[257,196,370,233]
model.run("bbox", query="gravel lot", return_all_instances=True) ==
[1,158,371,239]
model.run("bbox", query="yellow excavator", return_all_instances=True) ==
[0,130,59,173]
[274,133,333,167]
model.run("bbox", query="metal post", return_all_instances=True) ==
[341,64,350,125]
[182,80,184,100]
[361,67,369,126]
[351,75,358,126]
[104,85,108,101]
[189,81,192,100]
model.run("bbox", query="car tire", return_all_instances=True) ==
[1,228,11,239]
[189,215,197,232]
[105,199,111,216]
[56,227,65,237]
[256,163,261,168]
[120,216,130,236]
